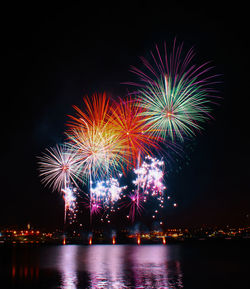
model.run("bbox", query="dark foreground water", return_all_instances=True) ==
[0,241,249,288]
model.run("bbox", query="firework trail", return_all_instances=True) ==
[61,186,78,224]
[38,144,80,223]
[130,40,218,142]
[127,192,145,223]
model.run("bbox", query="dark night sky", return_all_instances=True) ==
[2,1,250,229]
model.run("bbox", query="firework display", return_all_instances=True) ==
[90,177,127,214]
[130,40,217,142]
[128,156,166,222]
[67,93,127,180]
[61,186,78,224]
[110,97,158,166]
[37,144,80,223]
[65,93,130,218]
[67,125,125,181]
[38,40,218,228]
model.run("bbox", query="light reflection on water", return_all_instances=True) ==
[86,245,125,288]
[8,245,183,288]
[60,245,79,289]
[4,242,249,289]
[43,245,183,288]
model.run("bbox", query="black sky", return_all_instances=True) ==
[2,1,250,229]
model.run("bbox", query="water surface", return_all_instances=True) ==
[0,242,249,288]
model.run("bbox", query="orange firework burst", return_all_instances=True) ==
[68,92,111,130]
[66,93,128,179]
[110,97,158,167]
